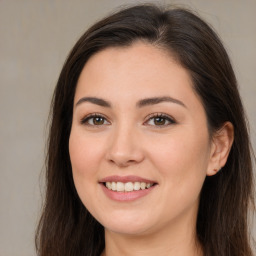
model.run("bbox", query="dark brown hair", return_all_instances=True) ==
[36,4,255,256]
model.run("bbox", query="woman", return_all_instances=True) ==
[36,4,255,256]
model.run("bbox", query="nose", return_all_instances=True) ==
[105,125,145,168]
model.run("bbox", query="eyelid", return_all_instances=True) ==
[144,112,176,127]
[80,112,176,127]
[80,113,111,126]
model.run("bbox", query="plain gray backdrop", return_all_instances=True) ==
[0,0,255,255]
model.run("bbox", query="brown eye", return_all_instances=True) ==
[153,117,167,125]
[146,113,176,127]
[92,116,105,125]
[81,114,110,126]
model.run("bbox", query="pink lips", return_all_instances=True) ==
[99,175,157,202]
[99,175,156,184]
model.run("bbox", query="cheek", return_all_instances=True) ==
[148,128,210,193]
[69,129,107,214]
[69,131,104,178]
[68,129,105,205]
[148,133,209,221]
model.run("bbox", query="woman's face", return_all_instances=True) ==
[69,42,216,236]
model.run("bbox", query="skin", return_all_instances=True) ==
[69,42,233,256]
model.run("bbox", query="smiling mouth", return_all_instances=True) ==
[103,181,156,192]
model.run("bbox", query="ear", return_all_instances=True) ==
[207,122,234,176]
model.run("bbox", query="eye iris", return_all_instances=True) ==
[154,117,166,125]
[93,117,104,125]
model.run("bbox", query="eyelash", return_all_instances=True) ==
[80,113,110,127]
[145,113,176,127]
[80,112,176,128]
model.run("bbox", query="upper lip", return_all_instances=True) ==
[99,175,157,184]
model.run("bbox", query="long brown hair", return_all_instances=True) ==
[36,4,255,256]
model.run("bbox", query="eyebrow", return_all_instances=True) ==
[76,97,111,107]
[75,96,186,108]
[136,96,186,108]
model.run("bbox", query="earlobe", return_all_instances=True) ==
[206,122,234,176]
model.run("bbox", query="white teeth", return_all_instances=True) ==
[140,182,146,190]
[134,182,140,191]
[105,181,154,192]
[116,182,124,192]
[124,182,133,192]
[106,182,112,189]
[111,182,116,191]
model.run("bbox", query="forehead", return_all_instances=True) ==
[75,42,201,110]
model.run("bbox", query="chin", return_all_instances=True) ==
[97,211,158,236]
[105,223,151,236]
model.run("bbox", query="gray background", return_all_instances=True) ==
[0,0,255,255]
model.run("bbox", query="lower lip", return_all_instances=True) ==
[100,183,156,201]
